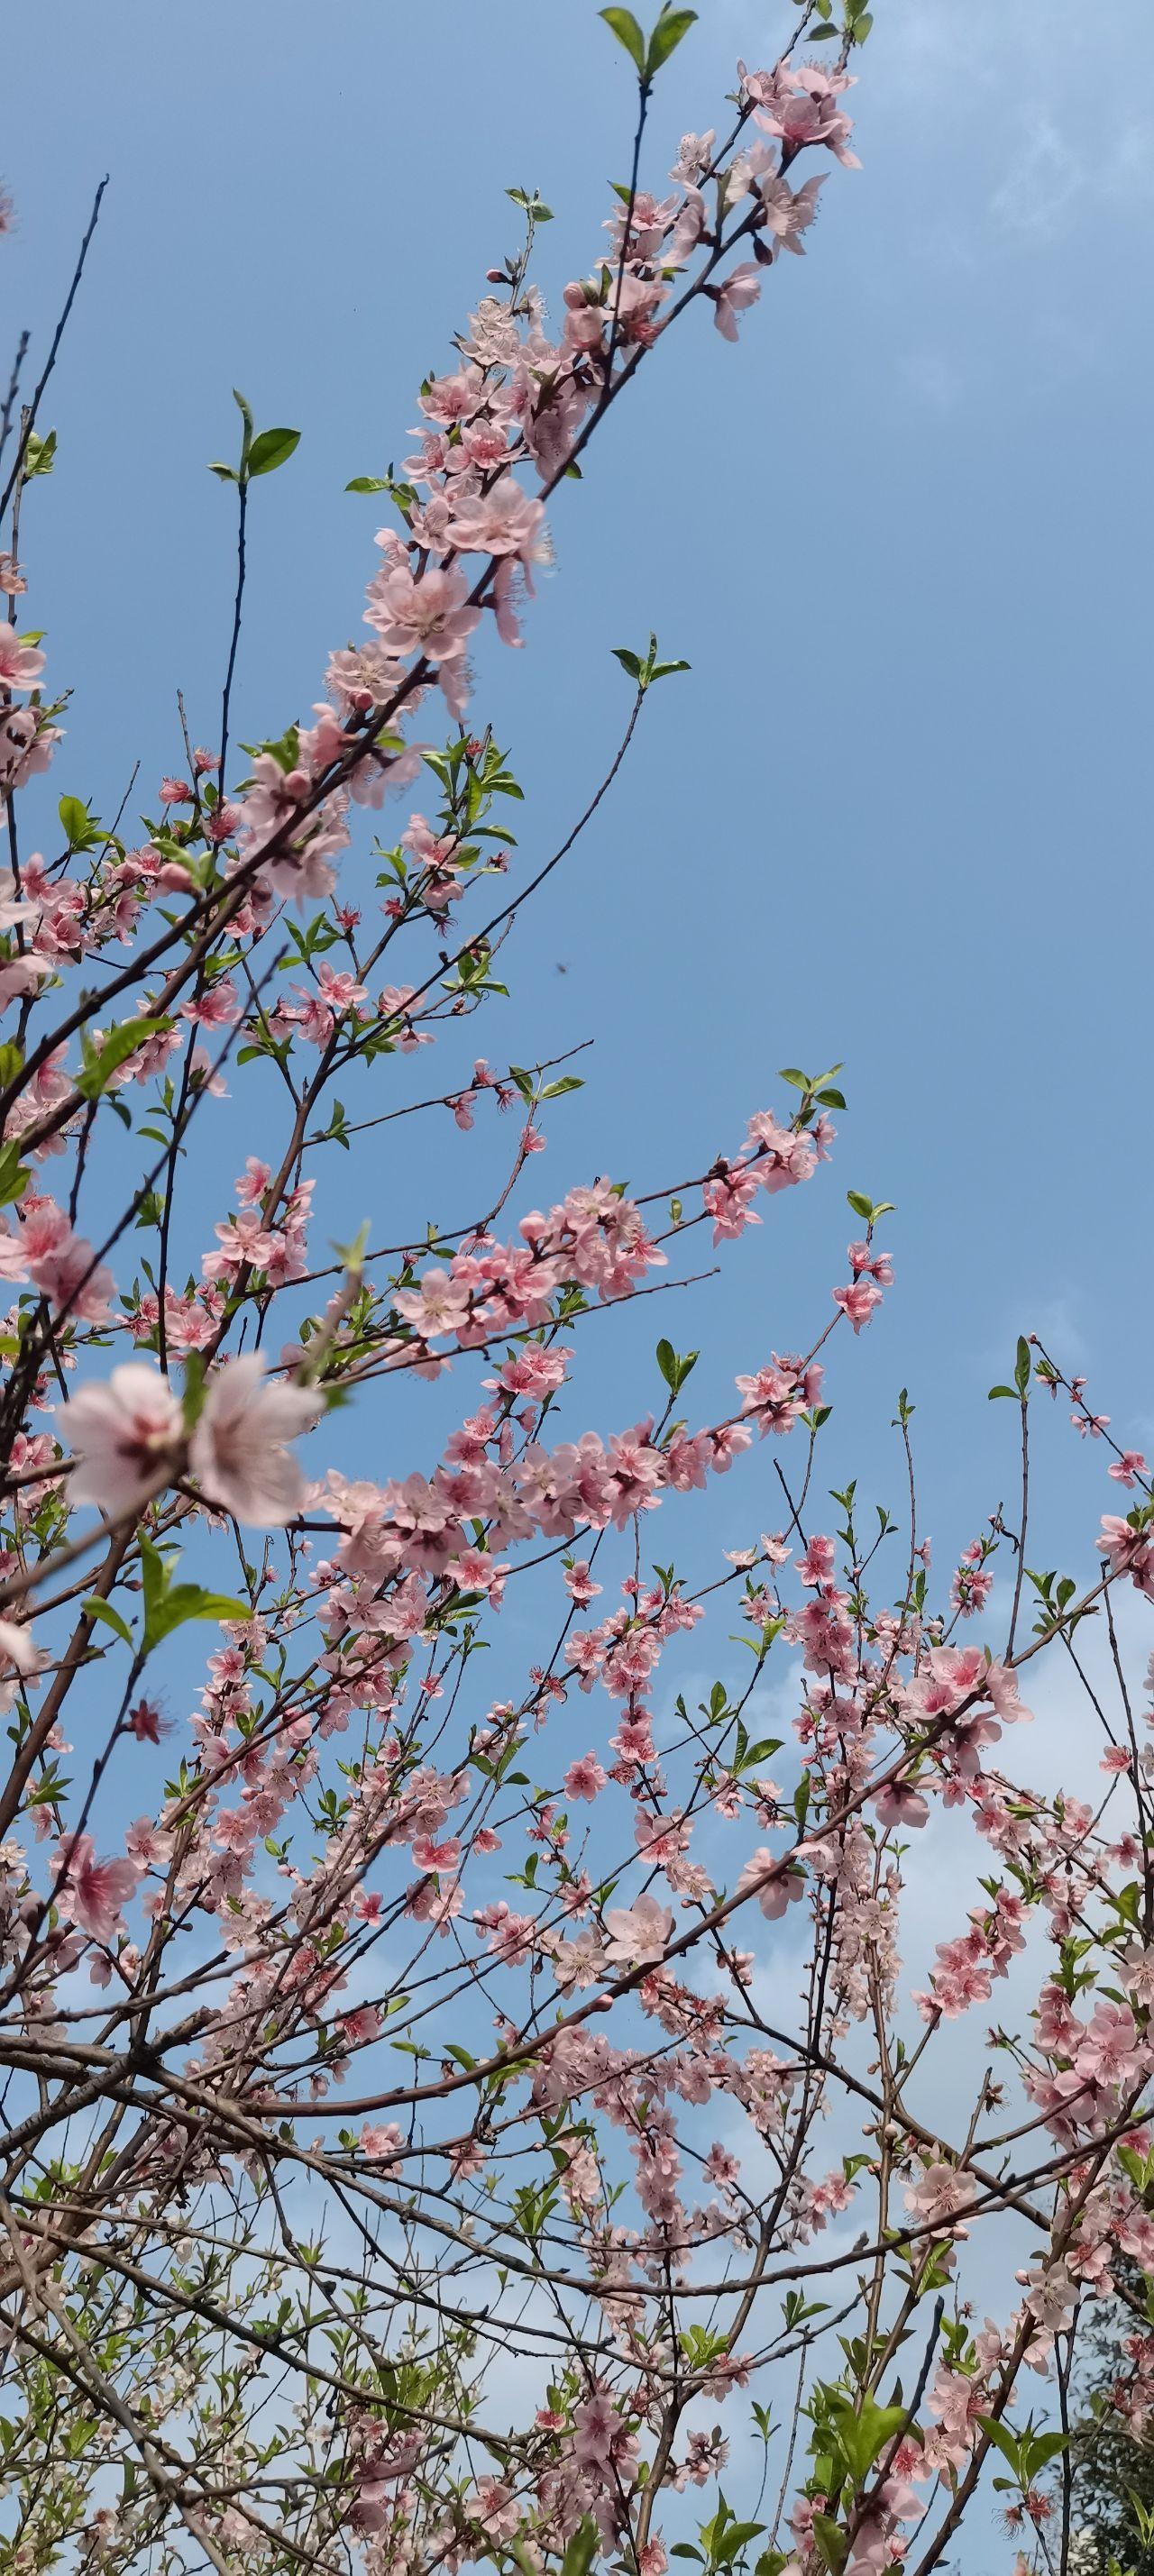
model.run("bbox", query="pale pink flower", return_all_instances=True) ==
[56,1832,141,1942]
[737,1849,806,1920]
[0,1618,36,1676]
[563,1560,602,1605]
[754,62,861,169]
[1110,1450,1149,1488]
[759,169,827,253]
[833,1278,884,1333]
[603,1889,673,1968]
[874,1778,930,1831]
[363,566,480,665]
[58,1361,184,1512]
[565,1752,608,1803]
[447,481,548,562]
[189,1354,323,1526]
[712,261,762,342]
[124,1817,173,1869]
[903,2159,975,2230]
[572,2392,622,2464]
[0,868,35,934]
[361,2122,404,2160]
[0,622,45,690]
[1018,2256,1076,2334]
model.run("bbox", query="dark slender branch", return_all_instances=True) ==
[0,331,30,472]
[0,178,108,523]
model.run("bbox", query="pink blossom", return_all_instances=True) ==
[737,1850,806,1920]
[55,1832,141,1942]
[565,1753,608,1803]
[0,623,45,690]
[874,1778,930,1832]
[833,1278,884,1333]
[363,566,480,666]
[1110,1450,1149,1488]
[754,62,861,169]
[903,2159,976,2230]
[759,169,827,253]
[58,1361,184,1513]
[446,481,548,562]
[189,1354,323,1526]
[0,1619,36,1676]
[603,1890,673,1968]
[712,262,762,342]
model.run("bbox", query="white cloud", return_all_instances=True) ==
[990,114,1083,242]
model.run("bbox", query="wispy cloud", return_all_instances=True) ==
[990,114,1083,242]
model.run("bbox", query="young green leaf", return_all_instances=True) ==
[24,429,57,480]
[139,1536,246,1654]
[83,1598,135,1649]
[59,795,99,851]
[559,2520,600,2576]
[76,1018,171,1103]
[0,1141,30,1209]
[600,6,646,72]
[233,387,254,469]
[646,6,697,75]
[247,426,301,479]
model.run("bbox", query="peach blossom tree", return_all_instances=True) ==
[0,11,1149,2576]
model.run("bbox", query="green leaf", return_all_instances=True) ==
[23,429,57,480]
[559,2520,600,2576]
[506,187,554,223]
[76,1017,171,1103]
[139,1536,245,1653]
[83,1597,134,1649]
[829,2396,908,2485]
[1014,1335,1031,1397]
[246,426,301,479]
[810,2516,847,2575]
[977,2416,1022,2472]
[0,1141,30,1209]
[233,387,253,470]
[1029,2429,1069,2469]
[646,6,697,74]
[656,1338,698,1395]
[59,794,97,850]
[345,475,391,494]
[600,6,646,71]
[612,646,643,678]
[147,1584,248,1651]
[988,1384,1017,1402]
[208,461,240,483]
